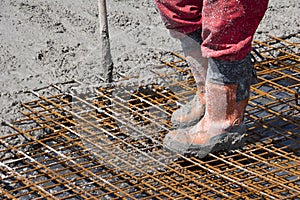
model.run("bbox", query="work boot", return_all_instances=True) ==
[171,56,207,127]
[164,54,254,158]
[171,31,208,127]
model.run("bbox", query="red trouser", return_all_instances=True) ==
[155,0,268,61]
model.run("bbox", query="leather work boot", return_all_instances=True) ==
[164,55,254,158]
[171,46,208,127]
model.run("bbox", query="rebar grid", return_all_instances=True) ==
[1,34,299,199]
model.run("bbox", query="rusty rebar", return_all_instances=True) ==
[0,34,299,199]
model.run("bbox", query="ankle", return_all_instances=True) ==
[204,117,243,131]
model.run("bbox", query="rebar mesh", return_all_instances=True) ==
[1,34,299,199]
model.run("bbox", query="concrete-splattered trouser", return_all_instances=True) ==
[155,0,269,158]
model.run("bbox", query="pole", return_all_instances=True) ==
[98,0,113,83]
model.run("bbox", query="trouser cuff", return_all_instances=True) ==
[207,54,255,101]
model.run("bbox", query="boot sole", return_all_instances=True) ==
[163,125,246,158]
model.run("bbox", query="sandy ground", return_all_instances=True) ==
[0,0,299,128]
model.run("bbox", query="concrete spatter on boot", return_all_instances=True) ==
[171,94,205,128]
[164,82,249,158]
[170,49,208,127]
[163,122,246,158]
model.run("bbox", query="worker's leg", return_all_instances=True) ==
[201,0,269,61]
[164,55,253,157]
[154,0,203,38]
[163,0,269,157]
[155,0,208,126]
[171,31,208,127]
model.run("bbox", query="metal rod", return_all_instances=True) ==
[98,0,113,83]
[0,33,299,199]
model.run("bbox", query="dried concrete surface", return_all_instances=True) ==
[0,0,299,130]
